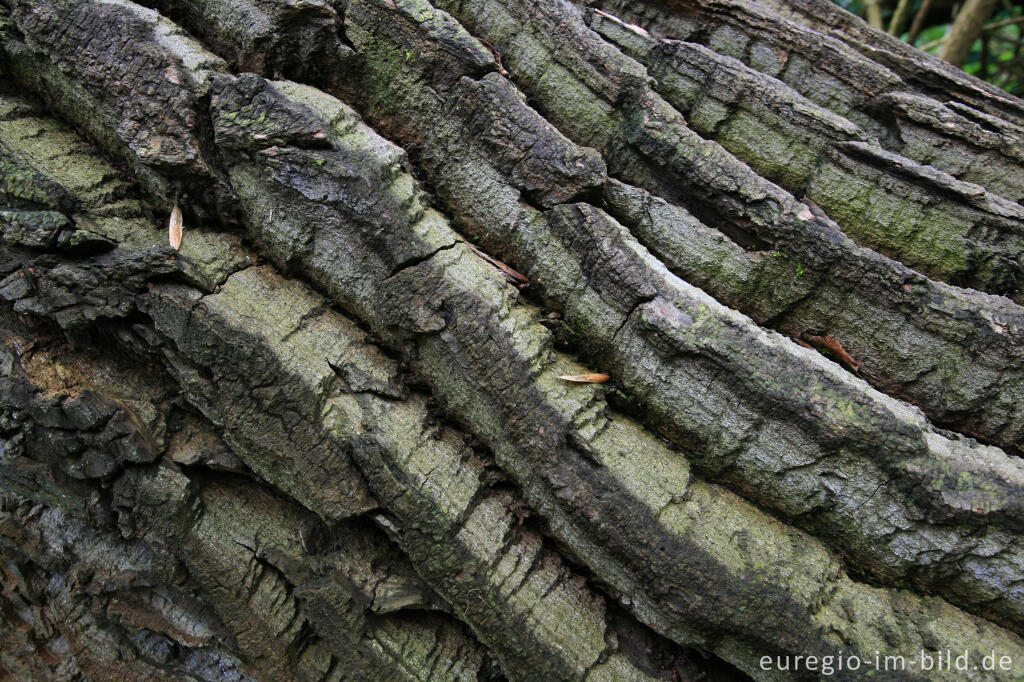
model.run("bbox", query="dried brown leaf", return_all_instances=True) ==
[168,204,183,251]
[558,373,610,384]
[468,244,529,284]
[804,334,860,373]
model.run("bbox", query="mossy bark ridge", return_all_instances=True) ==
[1,0,1023,679]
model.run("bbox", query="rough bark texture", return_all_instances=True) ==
[1,0,1023,680]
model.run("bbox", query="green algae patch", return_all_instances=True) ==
[715,109,823,190]
[809,161,971,282]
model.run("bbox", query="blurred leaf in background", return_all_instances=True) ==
[832,0,1024,95]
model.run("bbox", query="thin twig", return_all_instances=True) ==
[889,0,915,36]
[919,13,1024,51]
[982,14,1024,32]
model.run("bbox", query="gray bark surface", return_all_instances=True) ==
[1,0,1023,680]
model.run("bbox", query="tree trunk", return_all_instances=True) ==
[863,0,886,30]
[907,0,937,45]
[940,0,999,67]
[888,0,915,36]
[1,0,1023,680]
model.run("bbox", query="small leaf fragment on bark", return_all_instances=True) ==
[800,197,830,223]
[468,243,528,284]
[804,334,861,373]
[476,37,509,76]
[168,204,183,250]
[558,373,610,383]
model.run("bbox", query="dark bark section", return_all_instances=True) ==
[1,0,1023,680]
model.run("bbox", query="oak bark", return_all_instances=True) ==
[1,0,1023,680]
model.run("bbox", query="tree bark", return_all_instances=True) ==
[1,0,1023,680]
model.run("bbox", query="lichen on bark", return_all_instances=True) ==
[2,0,1024,680]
